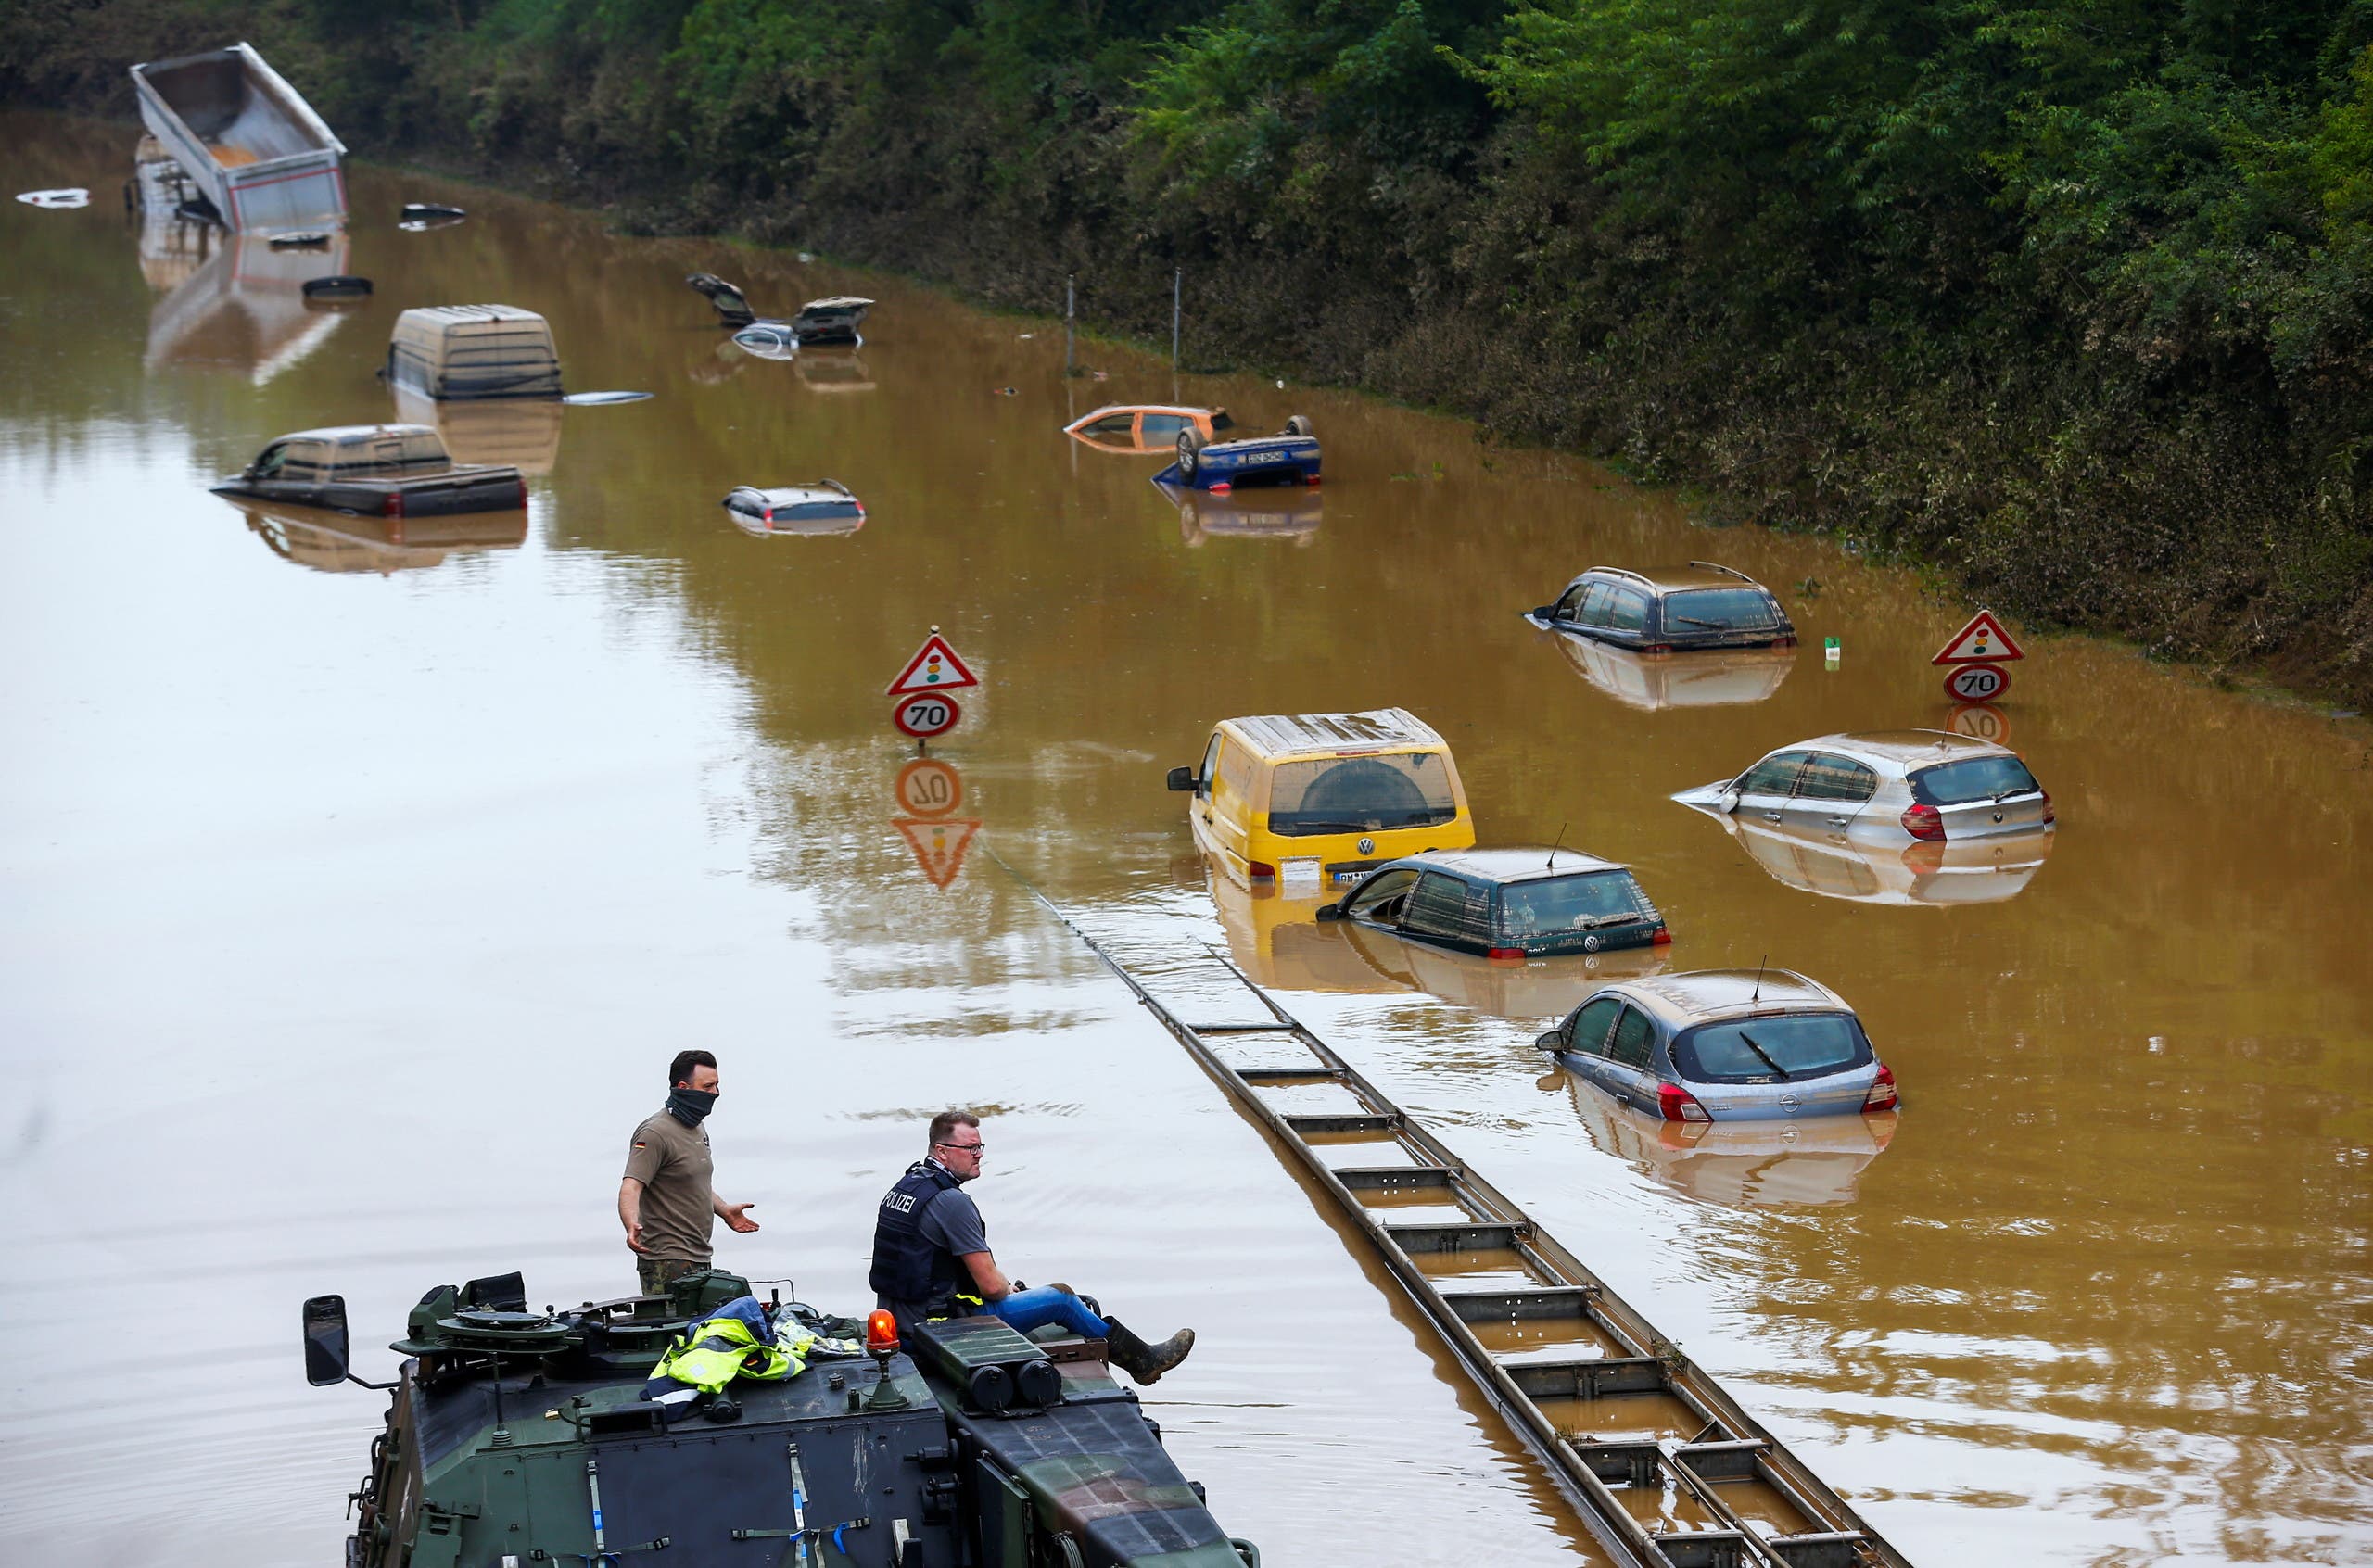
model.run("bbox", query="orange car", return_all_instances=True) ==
[1062,404,1234,454]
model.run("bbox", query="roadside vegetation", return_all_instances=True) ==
[8,0,2371,702]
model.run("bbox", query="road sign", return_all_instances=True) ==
[1932,610,2025,665]
[893,693,962,739]
[886,631,980,695]
[1945,702,2011,745]
[895,758,964,817]
[1943,663,2011,702]
[894,817,981,889]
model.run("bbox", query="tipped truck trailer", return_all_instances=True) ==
[130,44,346,232]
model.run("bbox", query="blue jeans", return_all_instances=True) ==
[985,1286,1110,1339]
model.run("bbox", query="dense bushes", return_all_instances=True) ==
[6,0,2369,699]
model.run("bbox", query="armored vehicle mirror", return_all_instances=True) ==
[303,1294,351,1386]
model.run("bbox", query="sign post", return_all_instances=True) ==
[1932,610,2025,710]
[885,626,981,753]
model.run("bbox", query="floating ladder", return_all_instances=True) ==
[1057,920,1910,1568]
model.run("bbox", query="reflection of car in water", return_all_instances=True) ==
[797,347,875,392]
[1675,729,2055,846]
[1064,404,1235,455]
[1204,858,1666,1019]
[223,496,527,575]
[1318,849,1670,959]
[1554,1069,1897,1207]
[1163,481,1322,546]
[1542,627,1793,710]
[390,386,563,475]
[1710,811,2056,905]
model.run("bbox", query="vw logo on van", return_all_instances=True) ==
[1582,934,1603,953]
[1357,837,1375,855]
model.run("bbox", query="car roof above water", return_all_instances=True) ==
[275,423,441,448]
[1572,563,1771,593]
[1224,707,1444,758]
[1789,729,2016,770]
[1606,967,1848,1027]
[1400,847,1628,883]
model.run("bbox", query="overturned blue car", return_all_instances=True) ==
[1153,415,1321,491]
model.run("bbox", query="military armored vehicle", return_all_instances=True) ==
[303,1270,1257,1568]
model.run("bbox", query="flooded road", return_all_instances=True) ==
[3,109,2369,1564]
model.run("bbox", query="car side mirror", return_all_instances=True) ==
[1314,901,1343,922]
[303,1294,351,1386]
[1165,766,1196,792]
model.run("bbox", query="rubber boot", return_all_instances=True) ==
[1102,1318,1195,1385]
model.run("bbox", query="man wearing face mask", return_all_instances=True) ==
[619,1050,760,1295]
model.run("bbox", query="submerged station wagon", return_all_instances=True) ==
[1526,563,1796,652]
[1168,709,1474,889]
[1317,849,1670,961]
[1539,969,1899,1123]
[1674,730,2053,844]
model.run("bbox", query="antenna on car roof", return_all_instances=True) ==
[1752,955,1767,1004]
[1547,822,1567,868]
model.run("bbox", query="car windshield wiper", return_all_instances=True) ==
[1284,819,1385,833]
[1993,784,2040,803]
[1736,1030,1792,1081]
[1671,615,1725,628]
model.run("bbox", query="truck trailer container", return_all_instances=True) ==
[130,43,346,232]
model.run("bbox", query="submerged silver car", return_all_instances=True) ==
[1672,729,2052,843]
[1537,968,1898,1122]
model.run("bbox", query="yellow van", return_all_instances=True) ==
[1167,709,1476,890]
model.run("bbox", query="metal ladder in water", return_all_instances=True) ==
[1055,917,1910,1568]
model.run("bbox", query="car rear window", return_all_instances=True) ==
[1674,1014,1871,1083]
[1496,871,1654,938]
[1662,588,1778,632]
[1269,752,1458,835]
[1910,754,2042,805]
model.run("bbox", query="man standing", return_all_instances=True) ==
[620,1050,760,1296]
[869,1110,1195,1385]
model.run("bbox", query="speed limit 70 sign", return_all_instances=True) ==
[893,692,962,739]
[1943,663,2011,702]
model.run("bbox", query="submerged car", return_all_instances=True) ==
[1319,849,1669,961]
[1064,404,1236,454]
[1539,968,1899,1123]
[1526,563,1796,653]
[1168,708,1475,890]
[213,424,525,517]
[730,321,800,360]
[686,270,757,326]
[1156,417,1320,492]
[722,480,865,537]
[792,295,874,345]
[1674,729,2054,844]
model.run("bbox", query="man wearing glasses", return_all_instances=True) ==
[869,1109,1195,1385]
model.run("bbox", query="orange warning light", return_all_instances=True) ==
[866,1309,899,1354]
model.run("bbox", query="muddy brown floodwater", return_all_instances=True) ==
[2,109,2368,1566]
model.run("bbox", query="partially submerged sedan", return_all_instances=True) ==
[721,480,865,537]
[1318,848,1669,961]
[1673,730,2053,844]
[1156,417,1320,491]
[1064,405,1235,455]
[1526,563,1795,653]
[1539,969,1899,1123]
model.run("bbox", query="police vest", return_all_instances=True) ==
[652,1309,799,1395]
[869,1161,968,1308]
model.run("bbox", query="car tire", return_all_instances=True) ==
[1177,427,1203,480]
[1284,414,1313,437]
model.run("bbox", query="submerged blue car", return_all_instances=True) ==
[1153,416,1321,491]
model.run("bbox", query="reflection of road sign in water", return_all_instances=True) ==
[895,758,964,817]
[885,631,980,695]
[1932,610,2026,665]
[893,693,962,738]
[894,818,981,889]
[1947,702,2011,744]
[1943,663,2011,702]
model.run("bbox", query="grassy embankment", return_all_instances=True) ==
[8,0,2371,704]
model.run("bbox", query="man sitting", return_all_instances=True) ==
[869,1110,1195,1385]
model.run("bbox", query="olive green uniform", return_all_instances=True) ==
[625,1108,714,1295]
